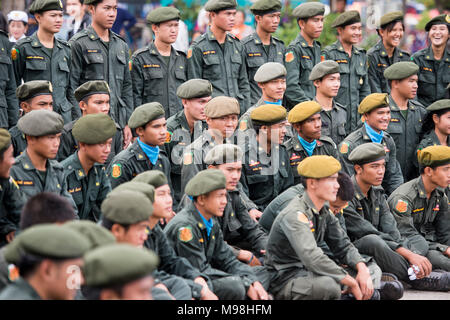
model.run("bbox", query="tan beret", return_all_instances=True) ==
[297,155,341,178]
[288,101,322,123]
[204,96,240,118]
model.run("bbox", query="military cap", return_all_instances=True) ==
[128,102,165,129]
[288,101,322,123]
[292,2,325,19]
[185,169,226,197]
[309,60,340,81]
[358,93,389,114]
[176,79,213,99]
[74,80,110,102]
[29,0,64,14]
[331,10,361,28]
[250,0,282,15]
[425,14,450,32]
[379,11,403,28]
[204,0,237,12]
[426,99,450,112]
[417,145,450,168]
[146,6,180,25]
[101,190,153,225]
[65,220,116,250]
[111,182,155,204]
[7,11,28,24]
[16,80,52,102]
[204,143,243,165]
[72,113,116,144]
[383,61,419,80]
[132,170,168,189]
[18,109,64,137]
[204,96,240,118]
[297,155,341,178]
[254,62,287,83]
[251,104,287,125]
[0,129,11,152]
[4,224,90,264]
[82,244,159,287]
[348,143,386,165]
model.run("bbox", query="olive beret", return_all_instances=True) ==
[348,143,386,165]
[425,14,450,32]
[383,61,419,80]
[254,62,287,83]
[185,169,226,196]
[292,2,325,19]
[111,182,155,204]
[176,79,213,99]
[128,102,165,129]
[426,99,450,112]
[204,143,243,165]
[297,155,341,178]
[331,10,361,28]
[101,190,153,225]
[251,104,287,125]
[288,101,322,123]
[0,129,11,153]
[17,109,64,137]
[250,0,282,15]
[379,11,403,28]
[29,0,63,14]
[146,6,180,25]
[132,170,168,189]
[204,0,237,12]
[82,243,159,287]
[74,80,110,102]
[309,60,340,81]
[65,220,116,250]
[16,80,52,101]
[417,145,450,168]
[204,96,240,118]
[72,113,116,145]
[358,93,389,114]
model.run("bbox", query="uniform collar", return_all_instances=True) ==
[29,32,62,49]
[148,42,179,57]
[17,151,40,172]
[68,152,100,181]
[424,45,450,62]
[131,140,156,162]
[292,136,323,152]
[335,39,360,55]
[206,26,234,43]
[252,32,275,45]
[302,191,325,217]
[86,25,116,43]
[295,33,319,48]
[388,94,415,111]
[416,176,428,199]
[351,175,374,201]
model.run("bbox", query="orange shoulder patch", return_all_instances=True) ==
[285,51,295,63]
[395,200,408,213]
[178,226,193,242]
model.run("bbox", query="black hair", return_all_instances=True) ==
[421,108,450,135]
[377,19,405,37]
[0,11,8,33]
[81,284,124,300]
[0,143,11,161]
[16,251,66,279]
[336,171,354,201]
[101,217,130,232]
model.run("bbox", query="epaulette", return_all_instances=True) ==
[131,46,150,58]
[49,159,64,170]
[319,135,337,148]
[110,30,127,43]
[272,35,285,45]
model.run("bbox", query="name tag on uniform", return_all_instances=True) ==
[15,180,34,186]
[143,64,160,68]
[86,49,101,54]
[26,55,44,60]
[422,67,433,72]
[203,50,216,55]
[377,63,387,67]
[390,118,400,122]
[302,55,311,60]
[336,59,348,64]
[248,52,262,57]
[68,187,82,193]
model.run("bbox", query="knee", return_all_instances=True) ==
[312,276,341,300]
[213,276,246,300]
[358,234,388,250]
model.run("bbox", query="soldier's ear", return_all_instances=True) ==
[20,101,31,114]
[79,100,87,113]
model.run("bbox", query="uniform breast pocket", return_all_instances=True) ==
[337,62,350,87]
[144,66,164,96]
[202,53,221,80]
[246,172,269,186]
[387,122,403,136]
[57,59,70,85]
[83,52,105,80]
[25,58,47,79]
[355,63,367,88]
[114,53,127,86]
[175,68,187,82]
[0,54,11,82]
[230,53,243,78]
[300,57,313,81]
[246,55,264,70]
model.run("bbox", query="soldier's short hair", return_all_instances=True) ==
[336,171,354,202]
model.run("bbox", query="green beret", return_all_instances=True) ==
[250,0,282,15]
[111,182,155,204]
[426,99,450,112]
[292,2,325,19]
[348,143,386,165]
[254,62,286,83]
[0,128,11,152]
[74,80,110,102]
[17,109,64,137]
[16,80,53,101]
[4,224,90,264]
[204,143,243,165]
[331,10,361,28]
[72,114,116,144]
[82,244,159,287]
[379,11,403,28]
[146,7,180,25]
[132,170,168,189]
[176,79,213,99]
[251,104,287,125]
[185,169,226,197]
[65,220,116,250]
[101,190,153,225]
[29,0,63,14]
[425,14,450,32]
[383,61,419,80]
[418,145,450,168]
[297,155,341,178]
[83,0,99,4]
[204,0,237,12]
[204,96,240,118]
[128,102,165,129]
[309,60,340,81]
[288,101,321,123]
[358,93,389,114]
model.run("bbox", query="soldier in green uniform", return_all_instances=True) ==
[384,61,427,181]
[242,0,285,105]
[412,14,450,107]
[284,101,339,185]
[367,11,411,94]
[322,10,370,132]
[107,102,171,189]
[164,169,270,300]
[11,0,74,124]
[61,113,116,221]
[418,99,450,149]
[311,60,348,145]
[186,0,251,114]
[9,81,53,158]
[285,2,325,108]
[388,146,450,272]
[338,93,404,195]
[130,7,186,118]
[68,0,133,147]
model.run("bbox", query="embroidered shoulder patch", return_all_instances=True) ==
[178,226,193,242]
[111,163,122,179]
[297,212,309,224]
[11,48,18,61]
[187,48,193,59]
[239,120,248,131]
[165,131,172,143]
[395,200,408,213]
[340,142,349,154]
[8,264,19,282]
[285,51,294,63]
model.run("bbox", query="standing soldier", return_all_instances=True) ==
[242,0,285,106]
[131,7,186,118]
[187,0,251,114]
[285,2,325,109]
[69,0,133,148]
[322,10,370,132]
[11,0,74,124]
[367,11,410,94]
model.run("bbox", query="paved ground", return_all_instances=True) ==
[401,289,450,300]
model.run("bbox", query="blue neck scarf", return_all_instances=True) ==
[263,99,283,106]
[298,135,317,157]
[196,208,213,238]
[137,138,159,165]
[364,123,384,144]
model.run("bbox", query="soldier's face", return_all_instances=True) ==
[46,258,84,300]
[311,174,340,202]
[338,23,362,45]
[91,0,117,30]
[184,96,211,121]
[114,220,150,248]
[266,120,287,145]
[256,12,281,34]
[315,73,340,98]
[153,184,173,220]
[329,197,348,215]
[259,78,286,101]
[0,145,14,179]
[299,15,323,40]
[81,138,113,164]
[392,75,418,99]
[358,159,386,186]
[25,95,53,113]
[200,189,228,218]
[428,164,450,189]
[83,94,110,115]
[35,10,63,34]
[365,107,391,132]
[114,276,154,300]
[137,117,167,147]
[207,114,238,139]
[434,111,450,136]
[29,134,61,159]
[211,9,236,31]
[215,161,242,191]
[381,21,404,48]
[429,24,449,47]
[295,113,322,141]
[153,20,179,44]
